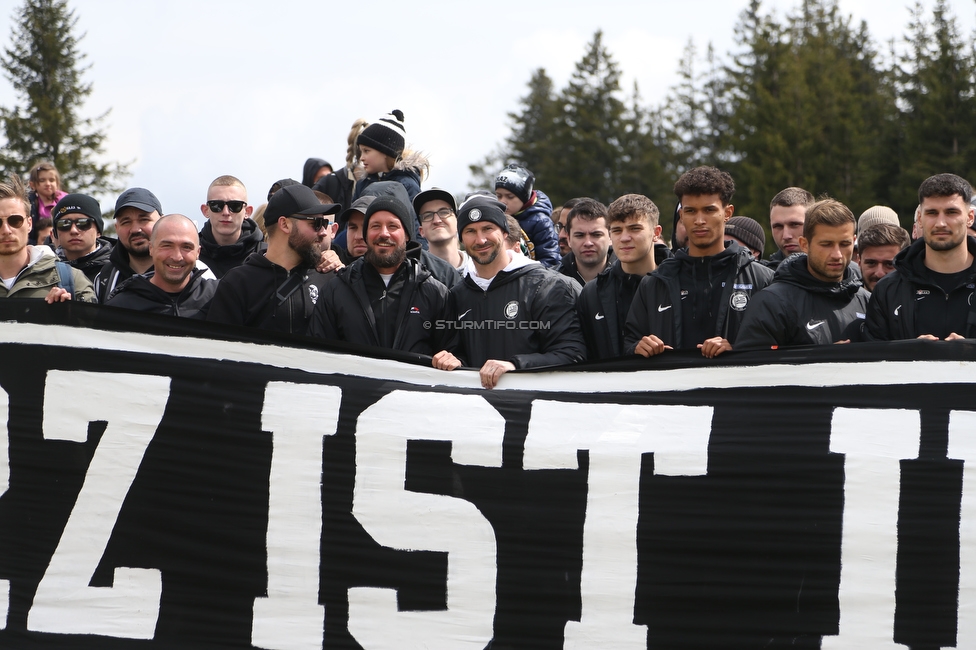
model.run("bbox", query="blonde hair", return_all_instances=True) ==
[346,118,369,169]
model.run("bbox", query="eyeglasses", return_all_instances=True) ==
[207,200,247,213]
[554,223,566,233]
[290,215,332,231]
[0,214,26,229]
[54,217,96,232]
[420,208,455,223]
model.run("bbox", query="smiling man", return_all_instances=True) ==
[867,173,976,341]
[624,166,773,358]
[414,188,467,271]
[106,214,217,319]
[198,175,265,278]
[735,198,870,348]
[309,197,455,359]
[94,188,163,302]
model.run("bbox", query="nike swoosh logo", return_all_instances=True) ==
[658,304,672,312]
[458,309,471,319]
[894,305,901,316]
[595,313,605,320]
[806,320,826,331]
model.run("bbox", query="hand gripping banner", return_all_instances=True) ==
[0,301,973,649]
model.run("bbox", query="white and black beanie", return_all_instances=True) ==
[494,164,535,204]
[357,109,406,159]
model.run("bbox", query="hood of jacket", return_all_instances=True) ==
[773,252,864,299]
[111,267,214,303]
[302,157,330,187]
[893,236,976,286]
[199,218,264,259]
[354,150,429,181]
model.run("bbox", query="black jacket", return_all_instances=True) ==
[449,261,586,369]
[94,243,148,303]
[577,259,647,360]
[308,257,454,355]
[207,253,332,334]
[105,268,218,320]
[734,253,870,349]
[866,237,976,340]
[199,219,267,279]
[559,249,617,286]
[624,242,774,352]
[59,236,114,281]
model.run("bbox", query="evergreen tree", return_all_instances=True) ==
[892,0,976,217]
[0,0,128,194]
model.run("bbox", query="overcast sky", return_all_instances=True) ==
[0,0,973,223]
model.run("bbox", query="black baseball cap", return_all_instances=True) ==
[413,188,457,216]
[264,184,340,227]
[115,187,162,215]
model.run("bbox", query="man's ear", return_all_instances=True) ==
[724,204,734,221]
[799,236,809,254]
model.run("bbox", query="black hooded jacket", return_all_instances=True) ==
[308,256,454,355]
[734,253,870,349]
[624,241,774,353]
[59,236,114,281]
[199,219,267,279]
[576,244,672,360]
[207,253,332,334]
[449,262,586,369]
[302,157,330,187]
[94,242,149,303]
[105,268,218,320]
[866,237,976,340]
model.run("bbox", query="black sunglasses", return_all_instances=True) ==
[207,200,247,213]
[54,217,96,232]
[0,214,26,229]
[291,215,331,231]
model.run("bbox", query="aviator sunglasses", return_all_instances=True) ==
[54,217,96,232]
[0,214,26,229]
[207,200,247,213]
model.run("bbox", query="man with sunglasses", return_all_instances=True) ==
[309,196,456,358]
[198,175,265,278]
[0,175,94,301]
[51,193,114,280]
[414,188,467,271]
[207,184,339,334]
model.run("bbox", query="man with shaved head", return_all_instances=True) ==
[106,214,218,319]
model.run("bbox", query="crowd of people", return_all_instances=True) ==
[0,109,972,389]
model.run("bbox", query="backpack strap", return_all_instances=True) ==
[54,262,75,297]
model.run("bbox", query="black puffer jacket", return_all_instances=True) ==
[105,268,218,320]
[735,253,869,349]
[308,257,454,355]
[207,253,332,334]
[866,237,976,340]
[624,242,774,353]
[449,261,586,369]
[199,219,266,279]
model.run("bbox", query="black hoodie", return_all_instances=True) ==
[198,219,266,279]
[302,157,330,187]
[59,236,114,281]
[624,241,774,352]
[866,237,976,340]
[735,253,869,348]
[105,268,218,319]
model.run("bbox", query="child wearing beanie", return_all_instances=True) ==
[352,109,430,204]
[494,164,561,268]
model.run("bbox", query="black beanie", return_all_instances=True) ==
[456,195,510,236]
[494,164,535,204]
[53,193,103,234]
[357,110,406,159]
[364,196,416,242]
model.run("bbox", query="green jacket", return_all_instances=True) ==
[0,247,95,302]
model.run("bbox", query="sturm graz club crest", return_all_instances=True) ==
[469,209,482,222]
[504,301,519,319]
